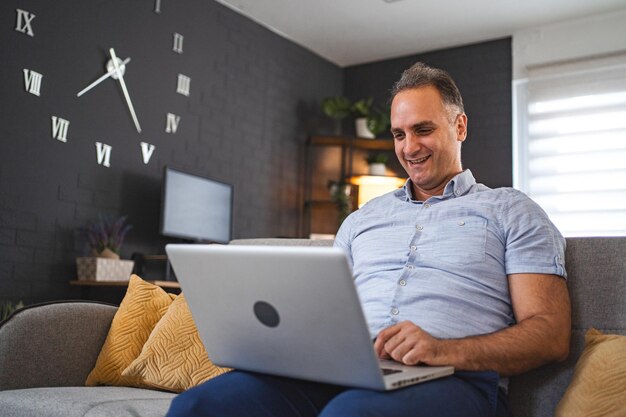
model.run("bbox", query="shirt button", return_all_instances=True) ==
[458,220,465,226]
[391,308,399,315]
[399,280,407,286]
[415,225,423,231]
[423,203,431,208]
[410,245,417,251]
[455,190,462,196]
[406,264,414,270]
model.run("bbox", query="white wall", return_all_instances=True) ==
[513,8,626,80]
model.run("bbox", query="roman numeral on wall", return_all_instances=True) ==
[177,74,190,96]
[15,9,35,37]
[95,142,112,167]
[165,113,180,133]
[51,116,69,142]
[140,142,156,164]
[173,33,184,54]
[23,69,42,96]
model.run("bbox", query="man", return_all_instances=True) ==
[166,62,571,417]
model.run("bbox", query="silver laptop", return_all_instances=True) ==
[165,244,454,391]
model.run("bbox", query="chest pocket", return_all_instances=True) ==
[419,217,487,264]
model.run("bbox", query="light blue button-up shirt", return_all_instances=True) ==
[334,170,566,341]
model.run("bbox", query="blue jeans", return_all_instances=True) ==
[166,370,511,417]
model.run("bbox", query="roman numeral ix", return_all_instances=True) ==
[15,9,35,37]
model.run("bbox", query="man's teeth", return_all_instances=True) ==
[408,156,429,164]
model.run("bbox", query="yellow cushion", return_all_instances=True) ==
[555,328,626,417]
[122,293,230,392]
[85,275,175,387]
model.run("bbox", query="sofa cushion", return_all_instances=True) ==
[555,329,626,417]
[123,293,230,392]
[86,275,176,387]
[0,386,175,417]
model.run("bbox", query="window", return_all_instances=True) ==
[514,53,626,237]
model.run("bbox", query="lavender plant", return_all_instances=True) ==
[79,214,132,256]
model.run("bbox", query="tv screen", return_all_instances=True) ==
[160,167,233,243]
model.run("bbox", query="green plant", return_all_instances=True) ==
[328,181,353,226]
[321,96,352,120]
[1,300,24,321]
[366,109,391,136]
[351,97,373,118]
[366,153,389,165]
[78,214,132,256]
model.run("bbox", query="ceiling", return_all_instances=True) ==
[214,0,626,67]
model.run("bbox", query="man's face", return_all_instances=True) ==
[390,86,467,201]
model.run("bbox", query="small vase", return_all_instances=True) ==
[355,118,375,139]
[368,163,386,176]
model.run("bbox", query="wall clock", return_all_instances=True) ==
[12,0,195,169]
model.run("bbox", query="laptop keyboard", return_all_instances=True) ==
[381,368,402,375]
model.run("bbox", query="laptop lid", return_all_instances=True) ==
[166,244,453,390]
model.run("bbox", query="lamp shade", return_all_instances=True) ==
[349,175,405,208]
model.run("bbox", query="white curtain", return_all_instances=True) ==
[514,53,626,237]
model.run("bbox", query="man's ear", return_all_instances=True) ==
[456,113,468,142]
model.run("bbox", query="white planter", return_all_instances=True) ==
[76,257,135,281]
[368,163,387,176]
[355,117,375,139]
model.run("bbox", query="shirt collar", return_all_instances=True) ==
[397,169,477,203]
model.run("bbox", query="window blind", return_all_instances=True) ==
[514,53,626,236]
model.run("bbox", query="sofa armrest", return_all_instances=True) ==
[0,301,117,391]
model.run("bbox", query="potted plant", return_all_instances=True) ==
[328,180,353,227]
[352,98,375,138]
[321,96,352,135]
[366,108,391,137]
[1,300,24,322]
[76,215,135,281]
[365,153,389,176]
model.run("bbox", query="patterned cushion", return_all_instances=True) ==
[85,275,175,387]
[555,329,626,417]
[122,293,230,392]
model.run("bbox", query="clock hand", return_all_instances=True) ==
[76,57,131,97]
[109,48,141,133]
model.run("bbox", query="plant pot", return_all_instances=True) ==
[355,117,375,139]
[368,163,387,176]
[76,257,135,281]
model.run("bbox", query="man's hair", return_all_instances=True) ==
[391,62,464,114]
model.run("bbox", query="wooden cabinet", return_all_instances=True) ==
[301,135,403,237]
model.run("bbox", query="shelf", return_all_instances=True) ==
[70,280,180,289]
[304,199,336,206]
[308,135,394,150]
[301,135,401,237]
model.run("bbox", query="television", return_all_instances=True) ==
[160,167,233,244]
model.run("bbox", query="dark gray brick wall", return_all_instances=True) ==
[0,0,341,304]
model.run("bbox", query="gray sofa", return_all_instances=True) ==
[0,237,624,417]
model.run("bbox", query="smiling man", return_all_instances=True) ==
[166,62,570,417]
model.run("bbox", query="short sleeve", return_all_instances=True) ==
[501,191,567,278]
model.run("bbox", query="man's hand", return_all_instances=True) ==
[373,274,571,376]
[374,321,443,366]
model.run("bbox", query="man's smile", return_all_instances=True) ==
[406,155,430,166]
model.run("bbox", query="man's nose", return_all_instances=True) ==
[402,134,422,156]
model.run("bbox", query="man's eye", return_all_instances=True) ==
[416,128,433,136]
[392,132,404,140]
